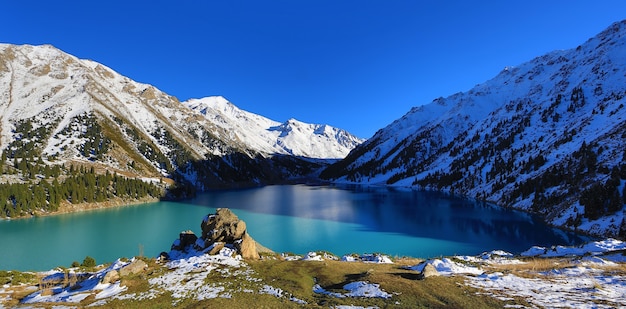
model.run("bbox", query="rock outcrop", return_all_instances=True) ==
[170,208,269,259]
[201,208,247,242]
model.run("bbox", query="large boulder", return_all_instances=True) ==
[201,208,247,243]
[200,208,266,259]
[168,208,269,260]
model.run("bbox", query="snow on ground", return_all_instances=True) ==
[343,281,392,298]
[4,239,626,308]
[343,253,394,264]
[408,257,484,276]
[313,281,392,299]
[404,239,626,309]
[117,246,313,306]
[521,238,626,257]
[468,267,626,309]
[260,285,307,304]
[455,250,525,266]
[20,259,130,305]
[148,255,229,302]
[283,251,394,264]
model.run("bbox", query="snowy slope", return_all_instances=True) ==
[0,43,362,189]
[184,96,364,159]
[321,20,626,237]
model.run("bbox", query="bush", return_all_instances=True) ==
[71,261,80,268]
[81,256,96,268]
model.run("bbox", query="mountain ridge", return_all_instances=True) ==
[321,20,626,237]
[183,96,364,159]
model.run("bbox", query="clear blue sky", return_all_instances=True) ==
[2,1,625,138]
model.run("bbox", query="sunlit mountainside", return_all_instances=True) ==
[184,96,364,159]
[322,20,626,238]
[0,43,363,216]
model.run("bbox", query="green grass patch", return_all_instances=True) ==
[0,270,37,285]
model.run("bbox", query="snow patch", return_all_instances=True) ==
[408,258,483,276]
[521,238,626,257]
[313,281,391,299]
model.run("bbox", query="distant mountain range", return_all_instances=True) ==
[0,43,364,191]
[184,96,363,159]
[321,20,626,237]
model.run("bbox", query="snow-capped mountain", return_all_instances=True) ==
[184,96,364,159]
[321,20,626,237]
[0,43,362,190]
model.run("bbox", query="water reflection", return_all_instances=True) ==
[190,185,589,253]
[0,184,591,271]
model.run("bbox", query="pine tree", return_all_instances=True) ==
[608,189,623,213]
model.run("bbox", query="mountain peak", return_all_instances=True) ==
[184,98,364,159]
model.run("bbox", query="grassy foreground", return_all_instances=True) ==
[6,250,625,308]
[0,254,516,309]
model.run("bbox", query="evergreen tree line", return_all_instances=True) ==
[2,156,63,179]
[579,164,626,221]
[0,166,163,218]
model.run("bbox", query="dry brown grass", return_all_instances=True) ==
[484,255,626,280]
[246,256,509,308]
[485,257,574,274]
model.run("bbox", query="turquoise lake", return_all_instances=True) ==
[0,185,589,271]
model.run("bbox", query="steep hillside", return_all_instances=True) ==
[0,43,363,216]
[321,20,626,237]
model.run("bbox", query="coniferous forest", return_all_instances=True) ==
[0,116,164,218]
[0,159,163,218]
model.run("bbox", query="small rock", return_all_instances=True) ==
[119,259,148,277]
[101,270,120,284]
[419,263,440,279]
[158,251,169,261]
[179,230,198,248]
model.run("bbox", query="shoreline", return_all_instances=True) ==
[0,196,161,221]
[1,238,624,309]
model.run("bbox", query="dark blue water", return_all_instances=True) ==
[0,185,589,271]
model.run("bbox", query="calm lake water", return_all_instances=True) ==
[0,185,589,271]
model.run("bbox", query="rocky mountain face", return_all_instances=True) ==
[0,43,363,192]
[321,20,626,237]
[184,96,364,159]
